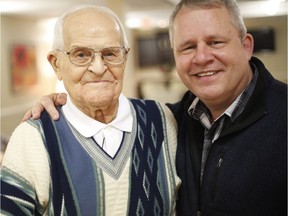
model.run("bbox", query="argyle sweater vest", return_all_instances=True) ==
[39,99,176,215]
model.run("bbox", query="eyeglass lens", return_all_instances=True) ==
[69,47,125,65]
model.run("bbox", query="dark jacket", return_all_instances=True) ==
[168,57,287,216]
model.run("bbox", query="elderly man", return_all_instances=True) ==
[0,5,180,215]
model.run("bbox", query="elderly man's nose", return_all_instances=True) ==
[88,55,106,74]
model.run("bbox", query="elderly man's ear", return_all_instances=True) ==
[47,51,62,81]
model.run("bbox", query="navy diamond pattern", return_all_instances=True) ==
[151,122,157,149]
[137,104,147,125]
[154,197,161,216]
[136,199,145,216]
[137,124,145,149]
[143,171,150,199]
[147,148,153,173]
[132,148,140,176]
[129,99,166,216]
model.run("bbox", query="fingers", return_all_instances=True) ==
[40,93,61,120]
[21,110,33,122]
[55,93,68,106]
[21,93,68,122]
[40,92,67,120]
[21,102,43,122]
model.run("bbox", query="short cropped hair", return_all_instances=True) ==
[169,0,247,47]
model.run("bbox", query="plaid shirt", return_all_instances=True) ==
[188,64,258,182]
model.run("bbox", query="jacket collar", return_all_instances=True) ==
[221,57,268,137]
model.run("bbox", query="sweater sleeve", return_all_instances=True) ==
[160,103,178,168]
[160,102,182,198]
[1,121,50,215]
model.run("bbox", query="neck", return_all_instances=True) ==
[79,101,119,124]
[93,106,118,124]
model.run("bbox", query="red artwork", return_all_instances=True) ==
[11,44,37,92]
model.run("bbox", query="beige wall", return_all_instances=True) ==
[1,16,58,136]
[1,13,287,136]
[245,16,287,83]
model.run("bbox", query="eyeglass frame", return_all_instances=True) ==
[57,46,129,66]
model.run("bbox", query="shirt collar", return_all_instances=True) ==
[62,94,133,138]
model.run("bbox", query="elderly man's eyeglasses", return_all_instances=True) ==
[58,47,128,66]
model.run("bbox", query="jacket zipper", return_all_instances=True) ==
[211,156,224,200]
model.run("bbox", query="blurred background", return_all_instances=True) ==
[0,0,287,139]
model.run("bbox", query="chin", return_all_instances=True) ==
[196,89,222,101]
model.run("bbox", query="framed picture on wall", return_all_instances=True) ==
[10,43,37,93]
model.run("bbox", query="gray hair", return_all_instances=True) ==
[169,0,247,47]
[52,4,129,50]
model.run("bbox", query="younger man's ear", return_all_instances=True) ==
[243,33,254,60]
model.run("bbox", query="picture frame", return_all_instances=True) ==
[10,43,37,93]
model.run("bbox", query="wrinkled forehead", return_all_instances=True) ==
[62,8,122,46]
[63,8,119,31]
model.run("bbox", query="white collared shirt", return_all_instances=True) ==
[62,94,133,157]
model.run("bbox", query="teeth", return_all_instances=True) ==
[197,71,216,77]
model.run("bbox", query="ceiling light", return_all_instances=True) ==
[0,1,32,13]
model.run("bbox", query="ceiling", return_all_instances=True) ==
[0,0,287,29]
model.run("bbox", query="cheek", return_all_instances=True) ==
[175,55,191,78]
[115,74,124,93]
[62,71,80,84]
[61,66,84,87]
[115,70,124,81]
[113,65,125,82]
